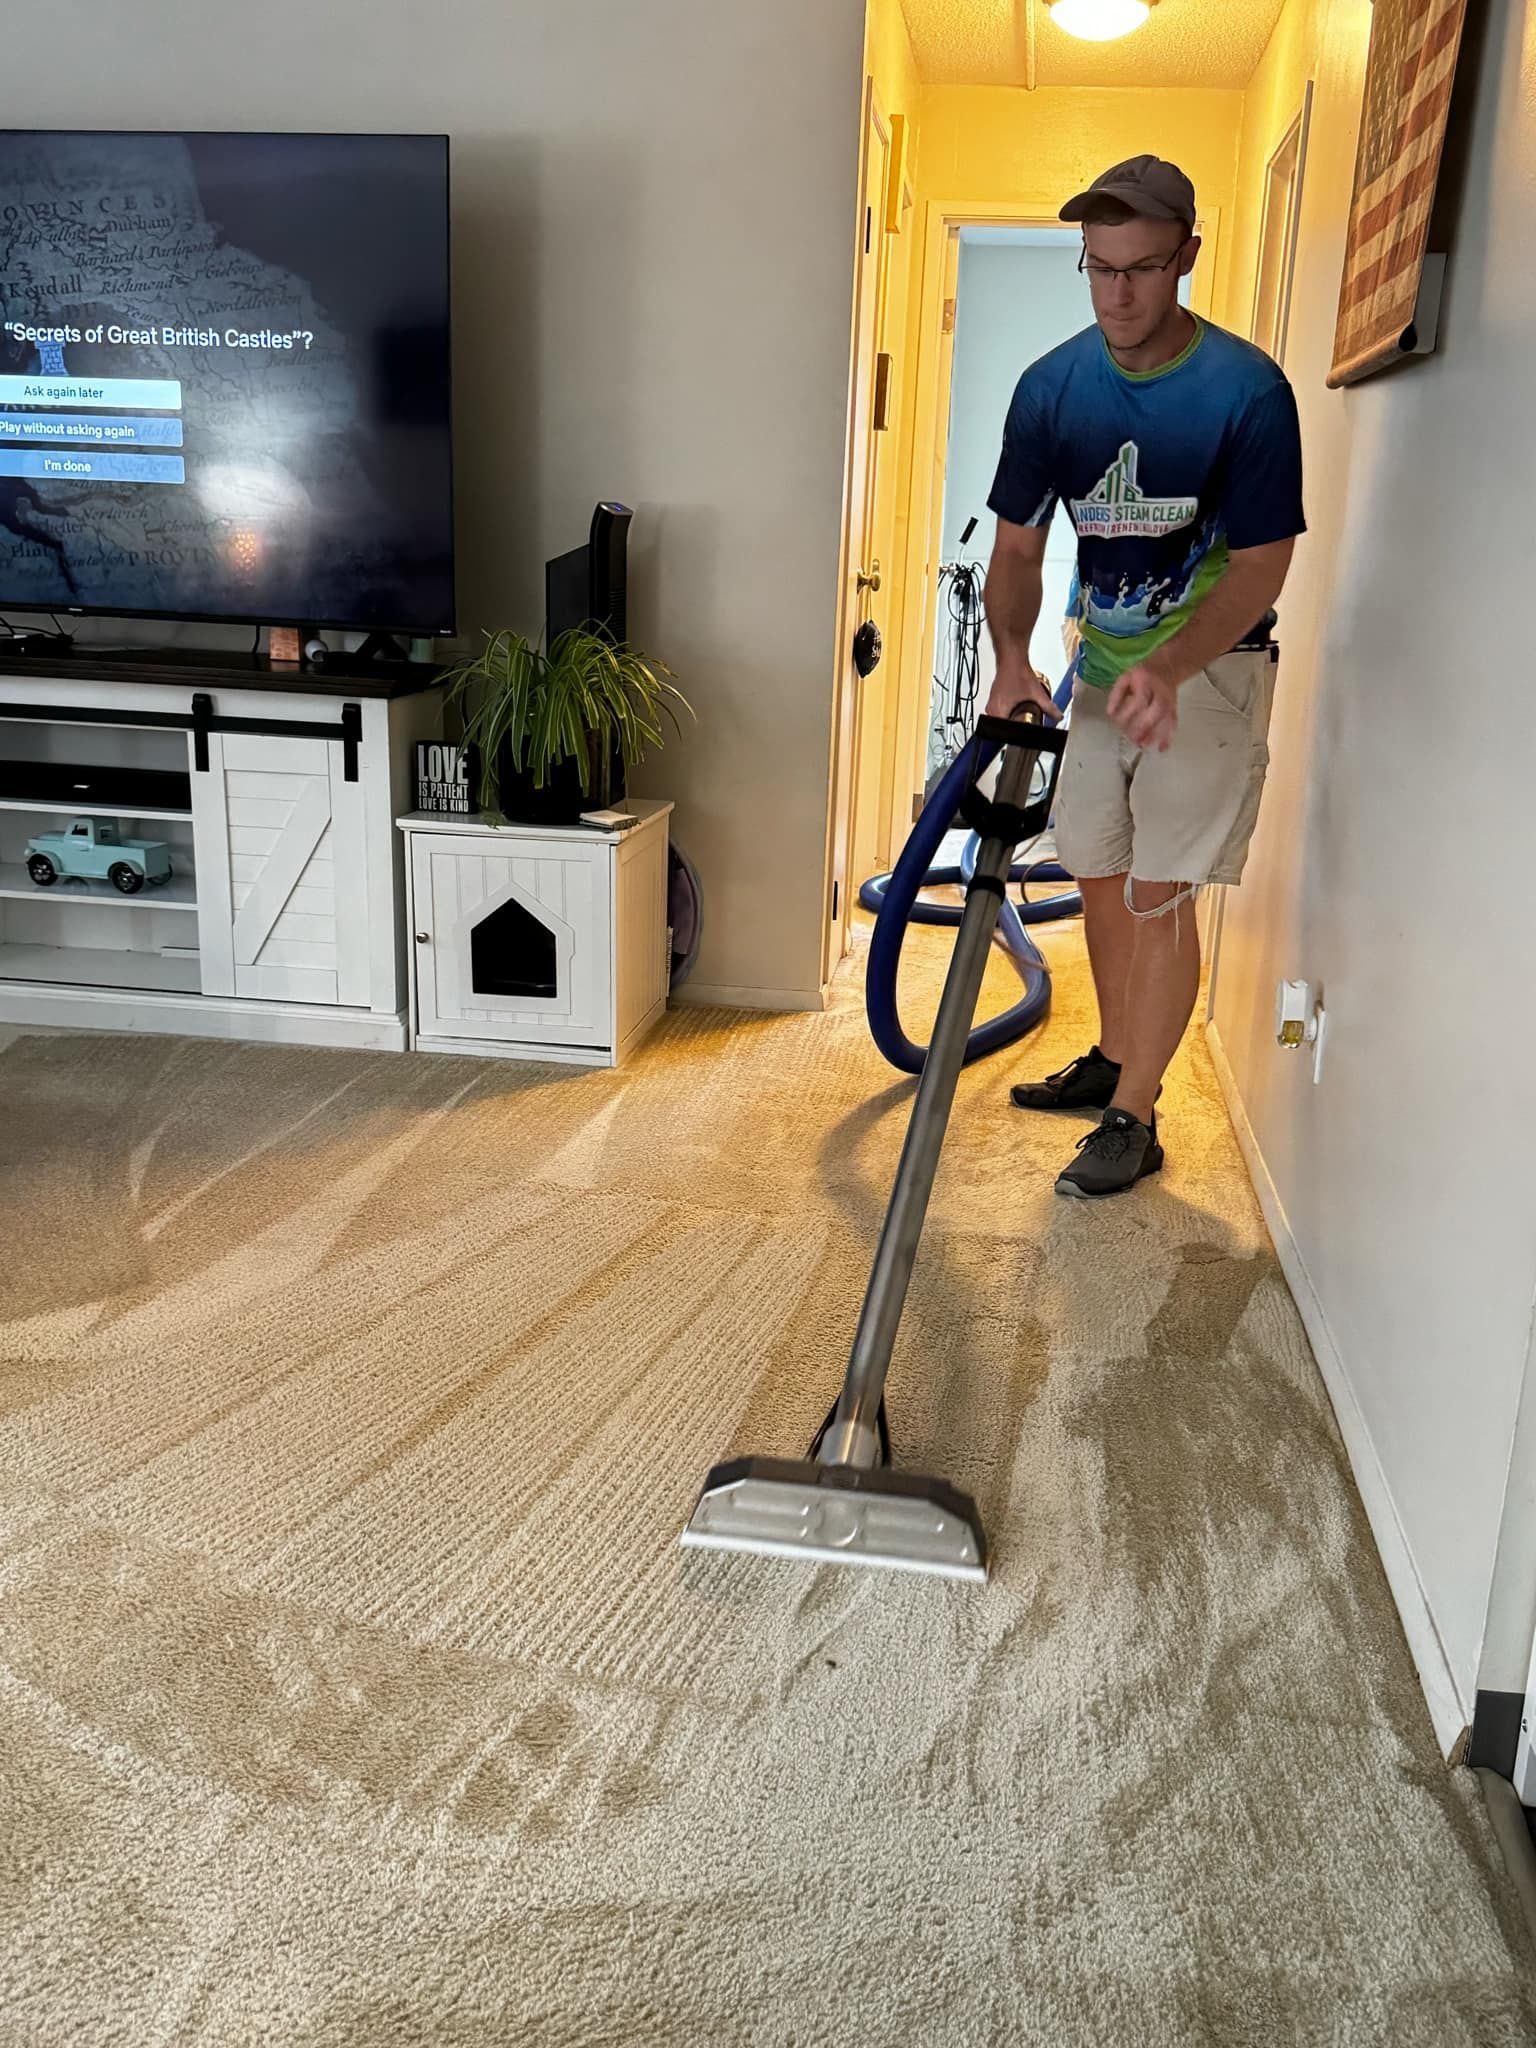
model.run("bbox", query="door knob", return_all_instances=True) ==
[415,931,430,944]
[857,561,881,593]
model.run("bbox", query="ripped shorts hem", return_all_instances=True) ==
[1124,875,1205,925]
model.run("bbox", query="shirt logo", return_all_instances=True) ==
[1070,442,1198,541]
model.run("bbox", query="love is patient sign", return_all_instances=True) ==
[415,741,478,816]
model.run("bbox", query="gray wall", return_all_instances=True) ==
[1213,0,1536,1736]
[11,0,868,1003]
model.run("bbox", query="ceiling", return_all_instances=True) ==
[899,0,1288,91]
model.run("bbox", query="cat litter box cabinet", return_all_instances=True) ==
[398,801,672,1067]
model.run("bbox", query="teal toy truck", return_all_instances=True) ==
[25,817,173,895]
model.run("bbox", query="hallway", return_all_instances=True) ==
[1,914,1531,2041]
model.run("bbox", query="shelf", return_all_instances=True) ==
[0,862,198,910]
[0,765,193,814]
[0,943,201,994]
[396,799,674,843]
[0,796,192,822]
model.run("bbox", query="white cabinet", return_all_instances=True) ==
[401,802,672,1067]
[0,661,441,1050]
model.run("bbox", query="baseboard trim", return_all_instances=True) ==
[670,982,826,1013]
[0,982,408,1052]
[411,1030,613,1069]
[1473,1769,1536,1951]
[1206,1016,1468,1758]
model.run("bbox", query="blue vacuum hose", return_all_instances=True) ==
[860,672,1080,1074]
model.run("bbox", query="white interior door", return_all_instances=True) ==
[193,731,369,1006]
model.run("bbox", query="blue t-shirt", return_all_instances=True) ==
[987,317,1305,687]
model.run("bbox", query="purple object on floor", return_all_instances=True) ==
[667,842,702,989]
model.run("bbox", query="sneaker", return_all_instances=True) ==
[1010,1045,1122,1113]
[1055,1108,1164,1199]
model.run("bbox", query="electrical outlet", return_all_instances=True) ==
[1276,977,1311,1047]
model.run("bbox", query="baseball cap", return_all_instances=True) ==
[1059,155,1196,229]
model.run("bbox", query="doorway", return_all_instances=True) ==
[930,227,1106,782]
[889,199,1220,849]
[1252,82,1314,364]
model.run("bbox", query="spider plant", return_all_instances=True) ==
[440,626,693,820]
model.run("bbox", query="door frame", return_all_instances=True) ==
[890,197,1223,850]
[822,74,892,989]
[1251,79,1314,364]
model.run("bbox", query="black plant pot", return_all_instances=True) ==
[492,735,626,825]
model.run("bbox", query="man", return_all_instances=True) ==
[983,155,1304,1198]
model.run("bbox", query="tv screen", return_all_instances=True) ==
[0,129,454,634]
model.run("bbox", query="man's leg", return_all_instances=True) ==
[1055,656,1273,1195]
[1076,871,1137,1063]
[1009,686,1140,1115]
[1054,877,1194,1198]
[1110,881,1202,1124]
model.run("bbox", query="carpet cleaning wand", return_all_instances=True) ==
[681,707,1066,1583]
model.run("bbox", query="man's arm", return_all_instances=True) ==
[1106,537,1295,752]
[983,518,1056,720]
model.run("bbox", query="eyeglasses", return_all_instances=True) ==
[1078,239,1191,284]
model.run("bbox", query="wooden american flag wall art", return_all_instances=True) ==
[1329,0,1472,388]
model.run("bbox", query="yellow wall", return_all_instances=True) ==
[867,0,922,136]
[918,86,1244,300]
[1220,0,1328,331]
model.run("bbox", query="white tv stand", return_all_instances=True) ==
[0,649,442,1049]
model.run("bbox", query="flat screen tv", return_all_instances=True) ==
[0,129,454,635]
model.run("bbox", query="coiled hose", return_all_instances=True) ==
[860,671,1079,1074]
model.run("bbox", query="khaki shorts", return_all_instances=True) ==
[1054,649,1276,890]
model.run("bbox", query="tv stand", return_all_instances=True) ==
[0,646,445,1049]
[2,628,74,659]
[0,641,440,696]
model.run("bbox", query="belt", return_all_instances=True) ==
[1231,607,1278,653]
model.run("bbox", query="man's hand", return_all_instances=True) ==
[1104,537,1296,753]
[984,662,1056,724]
[1107,661,1181,752]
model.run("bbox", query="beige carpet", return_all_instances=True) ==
[1,913,1532,2046]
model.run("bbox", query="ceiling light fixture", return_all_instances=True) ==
[1048,0,1152,42]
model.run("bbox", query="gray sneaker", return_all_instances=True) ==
[1055,1108,1164,1199]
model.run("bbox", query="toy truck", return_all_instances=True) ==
[25,817,173,895]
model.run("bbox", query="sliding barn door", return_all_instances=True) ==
[192,732,369,1005]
